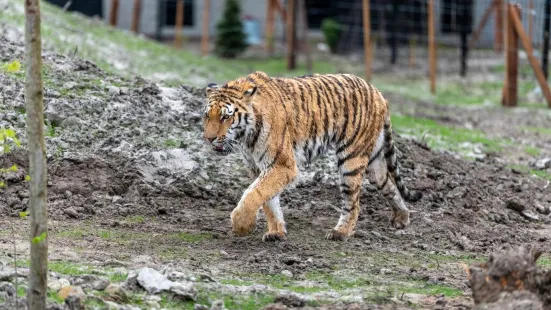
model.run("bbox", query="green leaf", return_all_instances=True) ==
[25,175,31,181]
[0,181,5,188]
[3,145,9,153]
[9,164,17,172]
[32,232,47,244]
[19,211,29,218]
[3,60,21,73]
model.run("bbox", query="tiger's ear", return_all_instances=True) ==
[206,83,218,95]
[243,85,257,98]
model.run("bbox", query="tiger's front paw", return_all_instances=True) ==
[391,210,410,229]
[230,206,257,236]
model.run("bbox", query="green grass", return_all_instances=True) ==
[524,146,541,156]
[391,114,509,158]
[164,139,180,148]
[48,261,127,282]
[522,126,551,136]
[124,215,146,224]
[155,291,275,310]
[539,255,551,267]
[507,164,551,181]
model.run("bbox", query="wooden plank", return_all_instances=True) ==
[494,0,503,53]
[286,0,296,70]
[362,0,371,81]
[504,3,519,107]
[174,0,184,49]
[510,4,551,107]
[428,0,436,94]
[265,0,275,54]
[131,0,141,33]
[109,0,119,26]
[469,0,496,49]
[201,0,210,56]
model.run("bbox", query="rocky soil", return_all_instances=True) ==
[1,33,551,310]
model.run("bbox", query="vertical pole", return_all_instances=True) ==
[409,36,416,69]
[286,0,296,70]
[298,0,312,72]
[428,0,436,94]
[201,0,210,56]
[265,0,275,55]
[494,0,503,53]
[389,1,399,65]
[174,0,184,49]
[109,0,119,26]
[459,0,471,77]
[543,0,551,79]
[504,3,519,107]
[131,0,141,33]
[362,0,372,81]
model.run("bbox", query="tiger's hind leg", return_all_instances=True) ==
[261,195,287,242]
[326,154,368,241]
[366,154,410,229]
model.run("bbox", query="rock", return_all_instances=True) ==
[48,277,71,292]
[534,158,551,170]
[64,207,79,218]
[108,86,121,95]
[280,270,293,278]
[281,256,301,266]
[505,198,525,213]
[72,274,109,291]
[136,267,174,294]
[210,300,226,310]
[194,304,209,310]
[65,294,85,310]
[273,293,306,308]
[58,286,86,302]
[122,270,139,291]
[104,284,128,303]
[170,282,197,301]
[262,304,288,310]
[0,282,15,297]
[535,203,551,215]
[521,210,540,221]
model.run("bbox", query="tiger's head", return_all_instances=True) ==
[203,77,258,155]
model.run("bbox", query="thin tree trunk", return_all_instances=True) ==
[24,0,48,309]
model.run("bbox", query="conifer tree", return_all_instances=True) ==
[215,0,248,58]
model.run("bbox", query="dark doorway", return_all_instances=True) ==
[163,0,194,27]
[45,0,103,18]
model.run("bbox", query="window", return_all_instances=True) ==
[163,0,194,27]
[441,0,473,33]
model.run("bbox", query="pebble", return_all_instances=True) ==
[280,270,293,278]
[64,207,79,218]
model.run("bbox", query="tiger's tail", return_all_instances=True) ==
[383,115,422,203]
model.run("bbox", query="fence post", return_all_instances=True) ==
[286,0,297,70]
[459,1,472,77]
[201,0,210,56]
[174,0,184,49]
[109,0,119,26]
[297,0,312,72]
[362,0,371,81]
[428,0,436,94]
[131,0,141,33]
[469,0,496,49]
[503,3,519,107]
[543,0,551,79]
[494,0,503,53]
[265,0,275,55]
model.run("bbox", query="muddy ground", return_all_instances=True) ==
[1,35,551,309]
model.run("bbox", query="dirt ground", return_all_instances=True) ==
[1,36,551,309]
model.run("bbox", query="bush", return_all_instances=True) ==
[215,0,248,58]
[321,18,343,54]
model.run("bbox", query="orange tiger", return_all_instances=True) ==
[203,71,422,242]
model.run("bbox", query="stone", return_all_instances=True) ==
[72,275,109,291]
[505,198,525,213]
[136,267,174,294]
[104,284,128,303]
[280,270,293,278]
[108,86,120,95]
[273,293,306,308]
[170,282,197,301]
[534,157,551,170]
[48,277,71,292]
[64,207,79,218]
[58,286,86,302]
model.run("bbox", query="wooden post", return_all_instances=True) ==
[24,0,49,309]
[510,4,551,107]
[201,0,210,56]
[409,36,416,69]
[494,0,503,53]
[286,0,296,70]
[503,3,519,107]
[428,0,436,94]
[298,0,312,72]
[543,0,551,79]
[389,1,399,65]
[459,1,471,77]
[131,0,141,33]
[265,0,275,54]
[174,0,184,49]
[362,0,371,81]
[109,0,119,26]
[469,0,496,49]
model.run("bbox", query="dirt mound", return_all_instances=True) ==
[467,246,551,310]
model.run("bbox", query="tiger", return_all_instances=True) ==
[202,71,422,242]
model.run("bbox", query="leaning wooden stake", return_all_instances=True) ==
[469,0,496,49]
[201,0,210,56]
[428,0,436,94]
[174,0,184,48]
[510,4,551,107]
[25,0,48,309]
[131,0,141,33]
[362,0,372,81]
[109,0,119,26]
[529,0,534,43]
[503,4,519,107]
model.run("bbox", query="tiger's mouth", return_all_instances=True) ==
[212,144,231,156]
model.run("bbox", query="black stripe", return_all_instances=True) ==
[247,107,262,149]
[243,113,249,125]
[379,173,390,189]
[341,189,353,196]
[368,147,383,166]
[343,167,363,177]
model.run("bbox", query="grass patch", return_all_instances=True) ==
[48,261,127,282]
[156,291,274,310]
[47,290,64,304]
[507,164,551,181]
[524,146,541,156]
[164,139,180,148]
[538,255,551,267]
[391,114,509,157]
[124,215,146,224]
[522,126,551,136]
